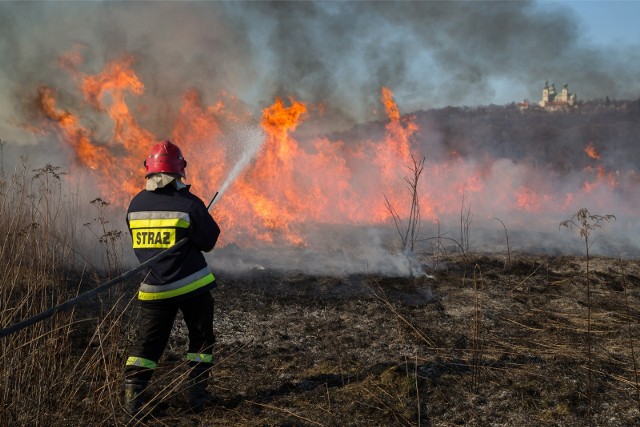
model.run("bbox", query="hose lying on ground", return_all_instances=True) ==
[0,237,189,338]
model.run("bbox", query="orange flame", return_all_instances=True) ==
[35,86,112,171]
[29,54,480,245]
[584,143,601,160]
[513,187,550,211]
[30,50,632,245]
[581,143,617,192]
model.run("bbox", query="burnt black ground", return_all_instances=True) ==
[121,254,640,426]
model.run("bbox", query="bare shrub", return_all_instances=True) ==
[460,191,472,253]
[85,197,124,275]
[384,155,425,254]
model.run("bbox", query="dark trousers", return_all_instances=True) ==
[126,290,215,380]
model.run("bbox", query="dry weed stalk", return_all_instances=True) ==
[413,353,422,427]
[418,219,470,271]
[429,219,446,269]
[85,197,124,276]
[560,207,615,424]
[459,191,472,253]
[493,217,511,270]
[470,264,484,394]
[384,155,425,254]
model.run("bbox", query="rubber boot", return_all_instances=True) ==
[124,377,148,424]
[188,363,214,413]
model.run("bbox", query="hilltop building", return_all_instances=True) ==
[539,81,577,110]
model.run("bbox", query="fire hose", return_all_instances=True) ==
[0,191,219,339]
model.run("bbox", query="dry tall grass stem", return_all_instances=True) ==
[560,207,615,426]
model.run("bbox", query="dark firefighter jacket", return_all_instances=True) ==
[126,185,220,304]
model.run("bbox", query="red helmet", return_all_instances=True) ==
[144,140,187,178]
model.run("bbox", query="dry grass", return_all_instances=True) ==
[0,163,136,426]
[1,164,639,426]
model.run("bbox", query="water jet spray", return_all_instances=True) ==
[208,125,265,208]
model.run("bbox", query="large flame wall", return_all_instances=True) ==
[31,52,631,249]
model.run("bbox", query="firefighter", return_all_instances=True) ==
[123,140,221,421]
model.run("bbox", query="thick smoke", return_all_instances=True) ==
[1,1,639,139]
[0,1,638,275]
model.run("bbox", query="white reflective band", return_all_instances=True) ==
[138,269,215,301]
[139,267,212,294]
[128,211,191,223]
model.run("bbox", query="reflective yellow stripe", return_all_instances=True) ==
[126,357,158,369]
[138,273,215,301]
[129,218,190,229]
[140,267,211,294]
[186,353,213,363]
[132,229,176,248]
